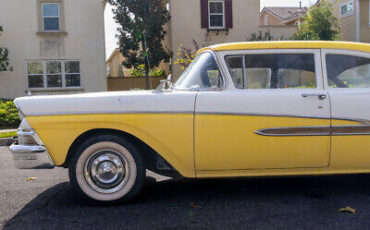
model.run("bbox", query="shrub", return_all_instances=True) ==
[129,64,146,77]
[150,69,166,77]
[247,30,275,41]
[129,64,166,77]
[0,99,20,128]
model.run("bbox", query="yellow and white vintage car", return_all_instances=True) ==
[10,41,370,203]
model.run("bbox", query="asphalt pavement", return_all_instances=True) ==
[1,146,370,230]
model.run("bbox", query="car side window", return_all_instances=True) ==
[225,56,244,89]
[175,52,224,90]
[225,54,316,89]
[326,54,370,88]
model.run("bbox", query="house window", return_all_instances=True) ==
[42,3,60,31]
[340,0,354,17]
[27,60,81,89]
[209,0,225,29]
[65,61,81,87]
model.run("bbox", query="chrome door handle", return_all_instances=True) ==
[301,93,327,100]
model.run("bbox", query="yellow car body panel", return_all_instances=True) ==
[330,119,370,170]
[27,113,370,179]
[195,115,330,171]
[26,114,196,178]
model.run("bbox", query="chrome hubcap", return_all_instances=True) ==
[84,150,129,194]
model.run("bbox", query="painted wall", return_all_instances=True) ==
[260,11,283,26]
[0,0,107,99]
[333,0,357,41]
[107,50,131,78]
[259,25,298,39]
[169,0,261,79]
[359,0,370,42]
[107,76,166,91]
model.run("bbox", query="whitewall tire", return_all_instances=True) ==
[69,135,145,204]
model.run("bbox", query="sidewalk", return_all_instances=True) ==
[0,129,16,146]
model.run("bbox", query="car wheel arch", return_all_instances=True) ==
[63,128,180,177]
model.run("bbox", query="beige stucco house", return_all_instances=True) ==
[0,0,107,99]
[106,48,170,78]
[332,0,370,42]
[106,49,130,78]
[260,6,307,26]
[167,0,298,79]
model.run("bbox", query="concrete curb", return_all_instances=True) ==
[0,138,12,147]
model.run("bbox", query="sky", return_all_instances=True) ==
[104,0,315,59]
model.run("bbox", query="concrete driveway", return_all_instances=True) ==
[1,146,370,230]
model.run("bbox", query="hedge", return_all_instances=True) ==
[0,99,20,128]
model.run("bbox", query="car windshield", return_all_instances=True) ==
[174,52,223,90]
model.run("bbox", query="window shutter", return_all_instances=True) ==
[225,0,233,29]
[201,0,209,28]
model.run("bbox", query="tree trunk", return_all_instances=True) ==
[141,39,150,90]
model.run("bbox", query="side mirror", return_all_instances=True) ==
[167,74,173,88]
[156,74,173,93]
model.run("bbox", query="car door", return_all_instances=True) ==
[322,49,370,170]
[194,49,331,171]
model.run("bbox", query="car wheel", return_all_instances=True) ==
[69,134,145,204]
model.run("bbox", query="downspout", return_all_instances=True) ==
[356,0,360,42]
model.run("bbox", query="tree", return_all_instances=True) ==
[106,0,170,89]
[0,25,11,72]
[293,0,340,40]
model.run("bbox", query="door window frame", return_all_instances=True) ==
[218,49,324,91]
[321,49,370,90]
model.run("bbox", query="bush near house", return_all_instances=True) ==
[129,65,166,77]
[0,99,20,128]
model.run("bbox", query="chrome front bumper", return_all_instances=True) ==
[9,127,55,169]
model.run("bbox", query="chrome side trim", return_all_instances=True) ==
[255,126,330,137]
[23,111,369,126]
[331,125,370,136]
[196,112,331,119]
[25,110,195,116]
[255,125,370,137]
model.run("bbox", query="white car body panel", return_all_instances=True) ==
[14,91,197,116]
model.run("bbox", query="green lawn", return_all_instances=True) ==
[0,131,17,138]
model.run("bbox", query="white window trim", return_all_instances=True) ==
[340,0,354,18]
[41,3,60,32]
[26,60,81,90]
[208,0,225,30]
